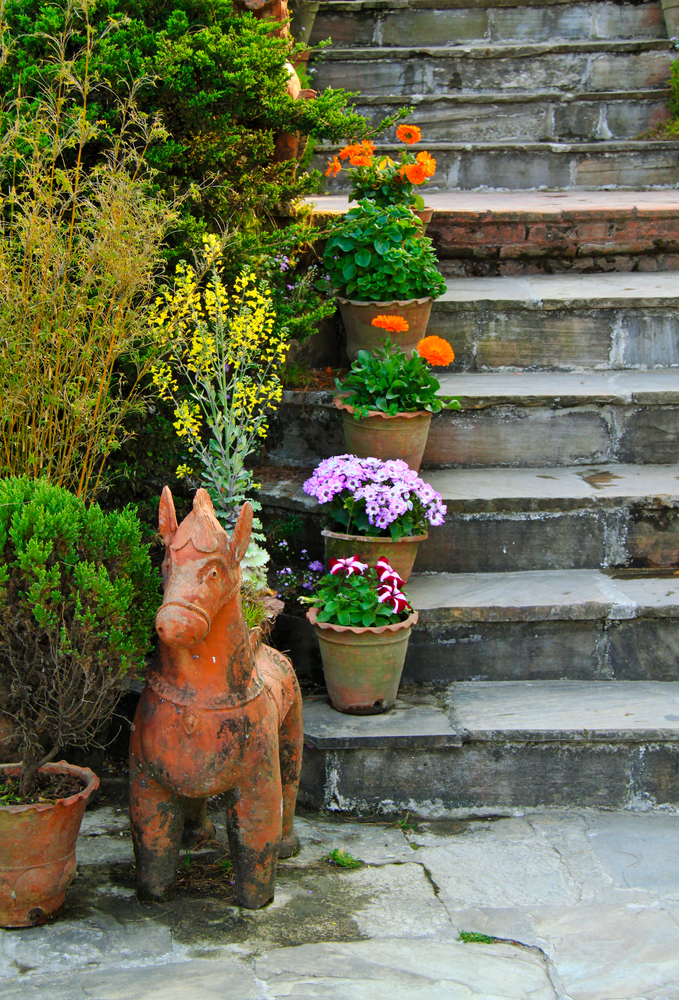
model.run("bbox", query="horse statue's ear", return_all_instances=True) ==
[230,502,253,564]
[159,486,178,548]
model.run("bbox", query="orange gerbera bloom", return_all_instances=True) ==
[416,150,436,178]
[339,143,360,161]
[339,140,374,163]
[348,153,372,167]
[371,315,410,333]
[404,161,427,185]
[417,336,455,366]
[325,155,341,177]
[396,124,422,145]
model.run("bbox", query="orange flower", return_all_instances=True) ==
[417,336,455,367]
[348,153,372,167]
[416,150,436,178]
[339,143,360,161]
[325,156,341,177]
[339,140,374,164]
[396,124,422,145]
[371,315,410,333]
[404,161,427,185]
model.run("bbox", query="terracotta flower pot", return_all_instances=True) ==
[412,206,433,236]
[307,607,418,714]
[323,528,427,583]
[0,761,99,927]
[335,399,432,472]
[337,296,433,361]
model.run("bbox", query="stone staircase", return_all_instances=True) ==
[263,0,679,817]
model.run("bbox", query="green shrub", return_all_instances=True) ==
[321,200,447,302]
[0,477,158,793]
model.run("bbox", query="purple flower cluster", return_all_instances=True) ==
[303,455,446,532]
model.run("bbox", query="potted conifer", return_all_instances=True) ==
[0,477,157,927]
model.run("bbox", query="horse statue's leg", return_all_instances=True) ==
[129,725,184,901]
[182,798,216,847]
[278,678,303,859]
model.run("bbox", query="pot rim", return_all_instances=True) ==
[322,528,428,544]
[336,295,433,308]
[0,761,100,815]
[307,606,418,634]
[334,398,432,421]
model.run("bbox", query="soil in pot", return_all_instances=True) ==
[337,297,433,361]
[0,761,99,927]
[0,771,85,806]
[336,400,432,472]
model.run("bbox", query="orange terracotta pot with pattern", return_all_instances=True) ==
[0,761,99,928]
[334,399,432,472]
[307,607,418,714]
[337,296,433,361]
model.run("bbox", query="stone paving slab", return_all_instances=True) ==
[438,271,679,304]
[303,693,463,747]
[436,369,679,406]
[447,679,679,740]
[407,568,679,621]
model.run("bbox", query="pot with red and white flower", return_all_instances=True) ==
[334,334,459,472]
[303,454,447,583]
[321,199,446,361]
[302,556,418,714]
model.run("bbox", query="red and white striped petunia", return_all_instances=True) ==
[375,556,404,590]
[377,586,410,614]
[329,556,368,577]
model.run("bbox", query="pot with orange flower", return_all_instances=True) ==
[325,124,436,231]
[321,199,446,360]
[301,556,418,714]
[334,335,459,471]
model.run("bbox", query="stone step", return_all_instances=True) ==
[429,273,679,368]
[311,0,665,47]
[267,370,679,469]
[299,681,679,813]
[258,462,679,573]
[350,90,670,143]
[309,41,673,96]
[308,191,679,274]
[311,139,679,192]
[274,569,679,685]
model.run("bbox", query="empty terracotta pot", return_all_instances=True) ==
[337,296,433,361]
[0,761,99,927]
[335,399,432,472]
[307,607,418,714]
[322,528,427,584]
[412,206,433,236]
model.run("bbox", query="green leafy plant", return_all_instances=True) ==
[323,848,363,869]
[300,557,412,627]
[336,340,461,418]
[321,200,446,302]
[458,931,497,944]
[0,477,158,796]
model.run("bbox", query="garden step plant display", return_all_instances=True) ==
[335,332,459,471]
[303,454,447,582]
[321,199,446,359]
[0,476,157,927]
[304,555,418,714]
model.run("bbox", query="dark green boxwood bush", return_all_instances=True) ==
[0,477,159,793]
[321,200,447,302]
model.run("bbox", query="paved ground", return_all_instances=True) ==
[1,803,678,999]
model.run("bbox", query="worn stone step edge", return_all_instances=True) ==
[257,463,679,514]
[316,0,662,12]
[316,140,679,154]
[311,39,671,58]
[353,88,671,104]
[407,567,679,622]
[303,680,679,747]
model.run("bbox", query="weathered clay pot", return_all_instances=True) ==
[337,296,433,361]
[307,607,418,713]
[412,206,433,236]
[323,528,427,583]
[0,761,99,927]
[335,399,432,472]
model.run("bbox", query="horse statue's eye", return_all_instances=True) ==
[210,568,218,579]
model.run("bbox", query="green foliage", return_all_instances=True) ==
[0,477,158,790]
[323,848,363,869]
[336,339,457,418]
[301,565,411,627]
[458,931,497,944]
[261,254,336,344]
[321,200,447,302]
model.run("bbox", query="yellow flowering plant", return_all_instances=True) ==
[151,238,289,580]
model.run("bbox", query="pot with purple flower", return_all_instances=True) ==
[302,556,418,714]
[303,454,446,583]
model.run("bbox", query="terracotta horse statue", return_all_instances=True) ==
[130,487,303,909]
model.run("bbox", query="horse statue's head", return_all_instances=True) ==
[155,487,252,649]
